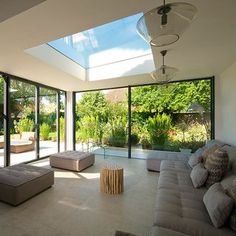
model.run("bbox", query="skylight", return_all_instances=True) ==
[48,13,151,69]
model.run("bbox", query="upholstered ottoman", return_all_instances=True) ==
[0,164,54,206]
[50,151,95,171]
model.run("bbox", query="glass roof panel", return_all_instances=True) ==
[48,13,151,69]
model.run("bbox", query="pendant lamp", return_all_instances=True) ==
[150,50,178,84]
[137,0,197,47]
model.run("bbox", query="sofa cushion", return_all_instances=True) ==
[202,144,221,163]
[160,160,190,173]
[222,145,236,172]
[147,151,190,172]
[190,163,208,188]
[204,149,229,187]
[221,173,236,190]
[188,148,204,168]
[227,178,236,205]
[205,139,226,149]
[203,183,234,228]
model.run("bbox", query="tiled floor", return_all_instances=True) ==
[0,155,158,236]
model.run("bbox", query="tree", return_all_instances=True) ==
[76,91,108,123]
[131,80,211,116]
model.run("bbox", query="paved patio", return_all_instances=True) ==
[0,141,64,167]
[0,141,182,166]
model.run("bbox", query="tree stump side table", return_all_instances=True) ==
[100,165,124,194]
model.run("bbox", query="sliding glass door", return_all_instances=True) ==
[0,76,4,166]
[10,79,36,165]
[74,78,213,159]
[39,88,58,157]
[60,91,66,152]
[131,79,212,158]
[75,88,128,158]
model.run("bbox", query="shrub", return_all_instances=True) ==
[60,117,65,140]
[17,118,34,133]
[147,113,172,146]
[49,132,57,141]
[130,133,139,145]
[40,123,51,140]
[107,117,127,147]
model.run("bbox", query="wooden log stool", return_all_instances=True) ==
[100,165,124,194]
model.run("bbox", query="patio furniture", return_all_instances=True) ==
[50,151,95,171]
[0,136,4,149]
[0,164,54,206]
[10,132,35,153]
[100,165,123,194]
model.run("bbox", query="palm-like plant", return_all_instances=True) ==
[147,113,171,146]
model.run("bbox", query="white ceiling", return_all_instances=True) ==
[0,0,236,91]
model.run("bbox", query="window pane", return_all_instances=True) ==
[40,88,57,157]
[0,76,4,166]
[131,79,212,158]
[75,88,128,158]
[60,91,65,152]
[10,80,36,165]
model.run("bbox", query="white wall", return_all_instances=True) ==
[216,61,236,145]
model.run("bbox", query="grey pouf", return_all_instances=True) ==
[0,164,54,206]
[50,151,95,171]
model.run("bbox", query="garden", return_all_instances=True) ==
[75,79,212,153]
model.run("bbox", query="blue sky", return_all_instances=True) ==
[48,13,151,69]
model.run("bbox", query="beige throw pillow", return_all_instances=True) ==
[227,178,236,205]
[188,148,204,168]
[204,149,229,188]
[203,183,234,228]
[190,163,208,188]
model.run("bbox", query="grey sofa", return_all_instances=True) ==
[150,140,236,236]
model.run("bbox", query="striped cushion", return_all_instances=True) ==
[202,144,221,163]
[204,149,229,188]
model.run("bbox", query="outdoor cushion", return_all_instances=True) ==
[203,183,234,228]
[190,163,208,188]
